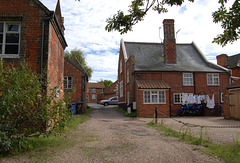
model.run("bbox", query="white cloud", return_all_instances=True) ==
[40,0,240,82]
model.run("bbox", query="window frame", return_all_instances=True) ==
[127,69,129,84]
[0,21,21,58]
[92,94,96,100]
[143,90,166,104]
[183,73,193,86]
[92,88,96,93]
[64,76,73,89]
[207,73,219,86]
[120,81,123,97]
[174,93,182,104]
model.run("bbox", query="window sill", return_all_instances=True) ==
[0,55,20,59]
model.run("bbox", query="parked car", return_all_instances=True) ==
[100,97,118,106]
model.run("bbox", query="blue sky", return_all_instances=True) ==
[40,0,239,82]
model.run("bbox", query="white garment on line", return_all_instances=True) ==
[206,94,215,109]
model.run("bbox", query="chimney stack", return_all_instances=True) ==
[163,19,176,64]
[216,54,228,68]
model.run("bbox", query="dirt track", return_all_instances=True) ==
[1,104,224,162]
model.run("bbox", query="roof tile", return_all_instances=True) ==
[136,80,170,89]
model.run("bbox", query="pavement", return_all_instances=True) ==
[88,103,240,145]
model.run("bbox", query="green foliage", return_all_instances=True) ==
[64,48,93,78]
[212,0,240,46]
[98,79,113,87]
[105,0,194,34]
[0,60,72,156]
[105,0,239,46]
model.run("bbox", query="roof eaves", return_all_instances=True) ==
[121,38,128,61]
[192,41,229,72]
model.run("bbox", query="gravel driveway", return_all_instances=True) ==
[2,104,224,162]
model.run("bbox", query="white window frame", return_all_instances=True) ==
[207,73,219,86]
[183,73,193,86]
[174,93,182,104]
[143,90,166,104]
[120,59,122,73]
[221,92,224,103]
[92,88,96,93]
[101,88,103,93]
[127,69,129,83]
[120,81,123,97]
[64,76,73,89]
[0,22,21,58]
[92,94,96,99]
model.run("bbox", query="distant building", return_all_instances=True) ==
[87,83,105,103]
[64,57,88,112]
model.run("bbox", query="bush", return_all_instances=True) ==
[0,60,72,155]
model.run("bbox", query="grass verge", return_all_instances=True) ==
[115,106,137,117]
[148,121,240,163]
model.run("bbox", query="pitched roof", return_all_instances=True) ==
[89,83,105,89]
[123,40,228,73]
[136,80,170,89]
[227,53,240,68]
[65,57,88,81]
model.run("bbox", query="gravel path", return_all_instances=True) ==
[1,104,223,162]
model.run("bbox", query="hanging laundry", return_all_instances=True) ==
[199,95,206,103]
[206,94,215,109]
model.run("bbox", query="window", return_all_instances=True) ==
[92,88,96,93]
[101,89,103,93]
[92,94,96,99]
[87,88,89,93]
[174,93,182,104]
[64,76,73,89]
[120,59,122,73]
[0,22,20,57]
[120,81,123,97]
[183,73,193,86]
[207,73,219,85]
[127,69,129,83]
[221,92,224,103]
[144,90,166,104]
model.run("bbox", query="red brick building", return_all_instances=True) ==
[118,19,230,117]
[103,80,118,100]
[217,53,240,81]
[87,83,105,103]
[0,0,67,101]
[64,57,88,112]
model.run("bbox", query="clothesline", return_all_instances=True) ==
[181,93,215,109]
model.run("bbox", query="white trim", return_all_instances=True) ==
[183,73,193,86]
[121,38,128,60]
[143,89,166,104]
[120,81,123,97]
[174,93,182,104]
[207,73,220,86]
[0,21,21,58]
[220,92,224,103]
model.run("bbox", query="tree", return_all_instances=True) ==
[64,48,93,79]
[98,79,113,87]
[105,0,240,47]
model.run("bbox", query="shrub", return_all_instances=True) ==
[0,60,72,155]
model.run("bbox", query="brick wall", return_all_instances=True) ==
[135,71,229,116]
[135,86,170,117]
[64,60,88,111]
[118,43,126,103]
[47,24,64,101]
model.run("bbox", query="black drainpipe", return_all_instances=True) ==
[169,88,171,117]
[193,72,196,94]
